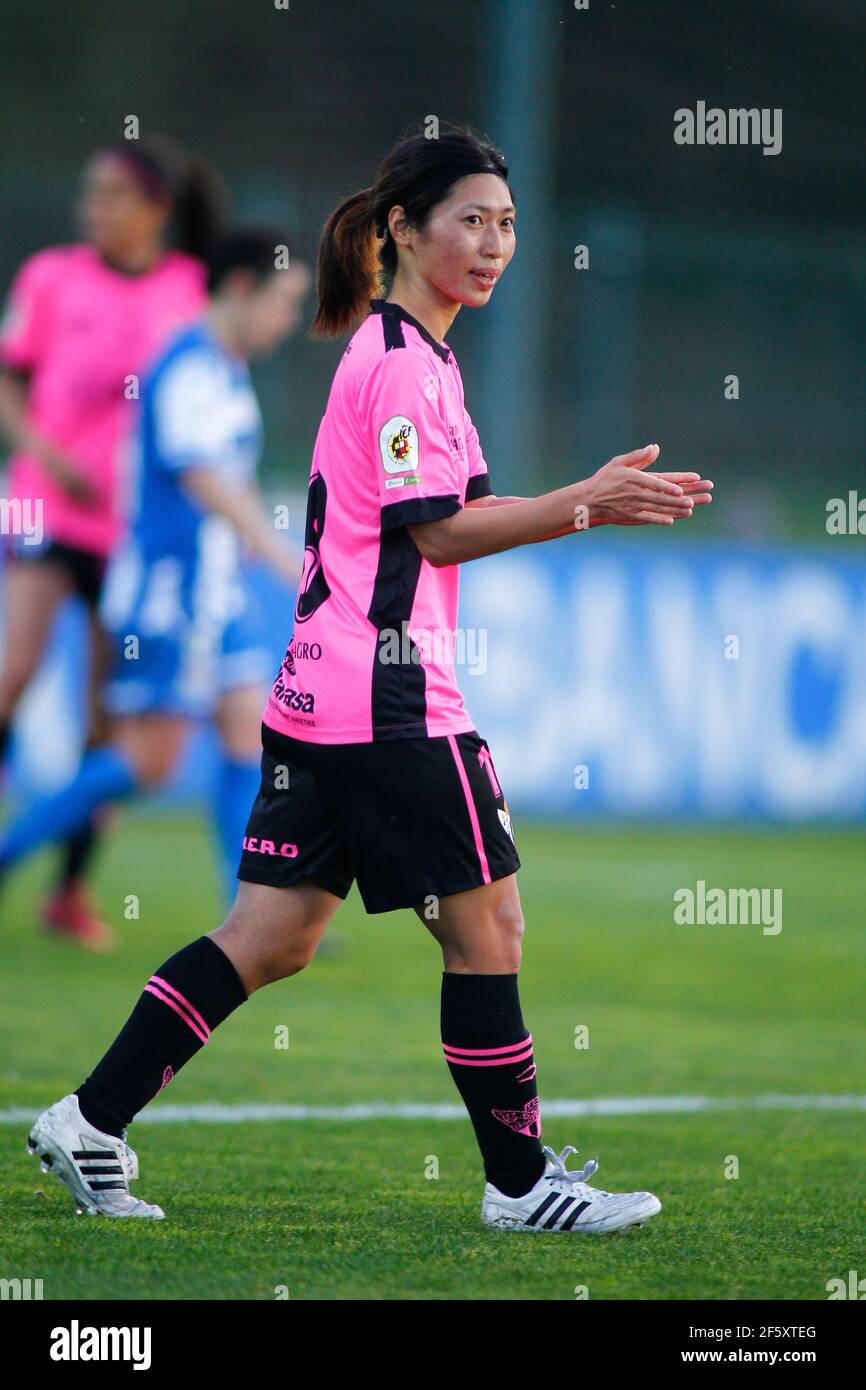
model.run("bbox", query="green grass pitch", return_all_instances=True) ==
[0,811,863,1300]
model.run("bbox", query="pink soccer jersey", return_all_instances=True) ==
[265,298,493,743]
[0,244,206,556]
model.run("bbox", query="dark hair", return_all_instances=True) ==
[94,134,228,260]
[310,122,511,338]
[205,227,297,295]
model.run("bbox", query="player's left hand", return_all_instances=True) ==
[603,471,713,526]
[653,472,714,505]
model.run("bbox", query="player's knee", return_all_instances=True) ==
[493,901,525,950]
[443,903,525,973]
[210,918,316,993]
[483,912,524,972]
[258,941,316,984]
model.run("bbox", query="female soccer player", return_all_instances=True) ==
[0,137,221,945]
[0,229,308,909]
[26,126,712,1234]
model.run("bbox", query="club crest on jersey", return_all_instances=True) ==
[380,416,419,474]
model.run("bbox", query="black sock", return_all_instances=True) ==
[57,814,104,889]
[58,733,113,889]
[441,972,546,1198]
[76,935,247,1136]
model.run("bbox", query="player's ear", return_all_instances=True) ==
[388,207,412,247]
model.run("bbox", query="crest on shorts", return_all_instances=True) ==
[379,416,419,474]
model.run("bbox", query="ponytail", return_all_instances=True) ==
[309,187,382,338]
[310,122,512,340]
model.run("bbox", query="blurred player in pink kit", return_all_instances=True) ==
[0,137,221,946]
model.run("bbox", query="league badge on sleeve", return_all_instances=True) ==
[380,416,419,474]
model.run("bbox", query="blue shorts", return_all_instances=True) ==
[100,542,272,719]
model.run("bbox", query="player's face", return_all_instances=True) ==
[408,173,516,308]
[241,263,311,355]
[78,155,169,256]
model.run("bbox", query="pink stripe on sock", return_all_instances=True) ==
[442,1035,533,1057]
[149,975,210,1038]
[442,1043,534,1068]
[447,734,491,884]
[144,984,209,1045]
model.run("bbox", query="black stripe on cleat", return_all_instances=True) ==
[560,1200,591,1230]
[526,1192,560,1226]
[543,1196,577,1229]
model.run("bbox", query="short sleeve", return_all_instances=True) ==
[464,409,493,502]
[0,251,57,372]
[153,351,237,472]
[358,350,463,532]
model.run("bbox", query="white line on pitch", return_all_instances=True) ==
[2,1094,866,1125]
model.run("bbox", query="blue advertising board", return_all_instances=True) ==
[4,539,864,822]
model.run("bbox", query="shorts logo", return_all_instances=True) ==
[498,805,515,844]
[379,416,420,475]
[243,837,299,858]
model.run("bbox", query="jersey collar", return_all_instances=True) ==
[369,299,451,363]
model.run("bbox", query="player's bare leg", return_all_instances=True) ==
[0,558,70,727]
[211,879,343,991]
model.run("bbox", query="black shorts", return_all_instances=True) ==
[237,722,521,915]
[3,535,108,609]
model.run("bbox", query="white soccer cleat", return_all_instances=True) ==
[26,1093,163,1219]
[481,1144,661,1234]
